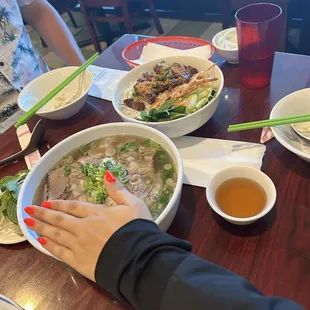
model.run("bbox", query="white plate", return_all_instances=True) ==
[270,88,310,162]
[0,229,26,244]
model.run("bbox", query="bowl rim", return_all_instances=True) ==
[18,67,93,115]
[270,88,310,160]
[212,27,238,52]
[206,166,277,223]
[112,56,224,125]
[17,122,184,256]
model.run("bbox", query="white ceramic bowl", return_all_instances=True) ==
[17,123,184,257]
[113,56,224,138]
[212,28,239,64]
[18,67,93,120]
[206,167,276,225]
[270,88,310,162]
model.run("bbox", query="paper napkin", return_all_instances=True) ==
[88,65,127,101]
[172,136,266,188]
[136,42,212,64]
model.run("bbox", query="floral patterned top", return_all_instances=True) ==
[0,0,48,133]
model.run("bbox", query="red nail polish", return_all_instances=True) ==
[24,206,35,215]
[37,237,47,245]
[24,218,35,226]
[41,201,51,208]
[105,170,116,182]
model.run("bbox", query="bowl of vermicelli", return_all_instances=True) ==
[113,56,224,138]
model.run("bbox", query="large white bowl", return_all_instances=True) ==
[270,88,310,162]
[113,56,224,138]
[17,123,184,257]
[18,67,93,120]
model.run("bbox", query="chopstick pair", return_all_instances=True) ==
[228,113,310,132]
[15,52,99,128]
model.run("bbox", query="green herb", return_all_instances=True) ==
[138,104,186,122]
[81,159,127,204]
[161,165,175,182]
[159,192,171,205]
[0,170,28,225]
[64,165,71,177]
[120,142,138,153]
[144,139,152,147]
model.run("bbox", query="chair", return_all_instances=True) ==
[220,0,291,52]
[78,0,164,53]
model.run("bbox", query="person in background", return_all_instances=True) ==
[0,0,84,133]
[23,171,304,310]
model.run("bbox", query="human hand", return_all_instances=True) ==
[23,171,152,281]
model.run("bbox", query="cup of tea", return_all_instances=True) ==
[235,3,282,89]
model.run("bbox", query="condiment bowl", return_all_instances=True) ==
[212,28,239,64]
[18,67,93,120]
[113,56,224,138]
[17,123,184,257]
[206,167,276,225]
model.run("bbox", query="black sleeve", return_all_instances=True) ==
[95,219,304,310]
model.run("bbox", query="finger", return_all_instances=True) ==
[104,170,140,206]
[37,236,75,263]
[25,205,79,234]
[41,200,97,218]
[24,216,76,249]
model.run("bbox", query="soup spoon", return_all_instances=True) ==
[0,120,45,167]
[291,122,310,142]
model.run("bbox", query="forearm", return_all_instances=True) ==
[21,0,85,66]
[95,219,304,310]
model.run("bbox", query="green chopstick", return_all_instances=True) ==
[15,52,99,128]
[228,113,310,132]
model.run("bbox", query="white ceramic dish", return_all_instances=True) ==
[113,56,224,138]
[270,88,310,162]
[206,167,276,225]
[0,229,26,244]
[18,67,93,120]
[17,123,184,257]
[212,28,239,64]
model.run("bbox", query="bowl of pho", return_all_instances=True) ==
[18,67,93,120]
[113,56,224,138]
[17,123,183,256]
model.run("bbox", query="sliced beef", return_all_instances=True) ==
[124,98,145,111]
[184,65,198,76]
[153,61,170,75]
[46,167,69,200]
[137,72,156,83]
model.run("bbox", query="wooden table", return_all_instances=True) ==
[1,34,310,309]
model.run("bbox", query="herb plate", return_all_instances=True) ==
[0,229,26,244]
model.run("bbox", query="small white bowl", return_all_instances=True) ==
[270,88,310,162]
[206,167,276,225]
[212,28,239,64]
[18,67,93,120]
[113,56,224,139]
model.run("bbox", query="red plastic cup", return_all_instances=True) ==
[236,3,282,89]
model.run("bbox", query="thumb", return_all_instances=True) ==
[104,170,138,206]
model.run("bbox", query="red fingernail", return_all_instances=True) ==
[41,201,51,208]
[105,170,116,182]
[24,218,35,226]
[24,206,35,215]
[37,237,47,245]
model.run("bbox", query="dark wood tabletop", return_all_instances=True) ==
[1,34,310,310]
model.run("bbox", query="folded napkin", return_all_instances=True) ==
[172,136,266,188]
[135,42,212,64]
[88,65,127,101]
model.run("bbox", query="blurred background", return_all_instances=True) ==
[30,0,309,68]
